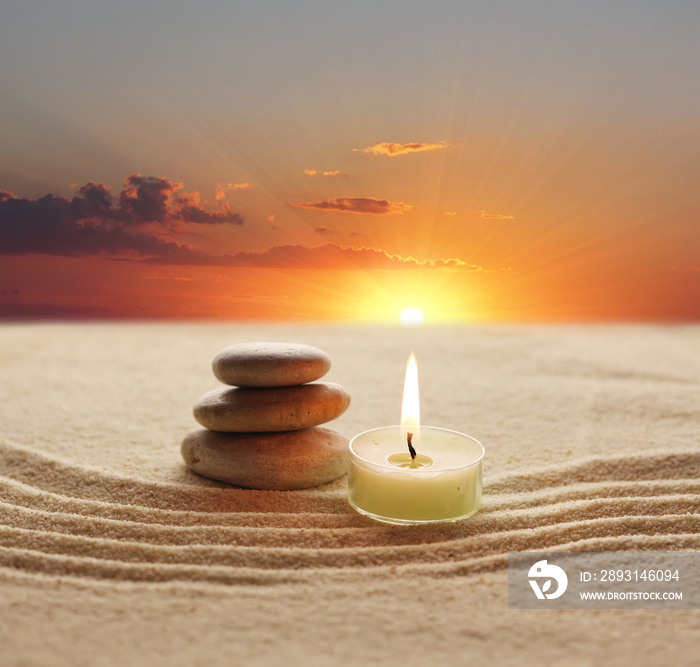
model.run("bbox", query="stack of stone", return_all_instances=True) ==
[181,342,351,490]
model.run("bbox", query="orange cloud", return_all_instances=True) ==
[303,169,340,177]
[358,141,448,156]
[175,244,481,270]
[145,272,193,282]
[444,211,457,217]
[480,210,515,220]
[292,196,413,215]
[215,182,252,200]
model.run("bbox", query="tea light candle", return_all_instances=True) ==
[347,354,484,524]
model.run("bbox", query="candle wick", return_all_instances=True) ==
[407,432,417,460]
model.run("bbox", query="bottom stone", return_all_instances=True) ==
[181,427,349,490]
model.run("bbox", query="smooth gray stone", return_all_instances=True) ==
[212,342,331,387]
[193,382,351,432]
[181,427,349,490]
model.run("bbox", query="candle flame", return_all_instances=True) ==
[401,352,420,444]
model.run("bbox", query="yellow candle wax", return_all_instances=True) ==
[348,425,484,524]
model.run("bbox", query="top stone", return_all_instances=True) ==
[212,342,331,387]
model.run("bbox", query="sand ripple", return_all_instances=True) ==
[1,440,698,585]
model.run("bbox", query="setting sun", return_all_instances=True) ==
[400,308,424,327]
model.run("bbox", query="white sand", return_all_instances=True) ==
[1,323,698,665]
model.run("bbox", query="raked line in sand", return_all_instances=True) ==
[1,439,698,587]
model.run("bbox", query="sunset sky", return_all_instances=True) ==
[1,1,698,322]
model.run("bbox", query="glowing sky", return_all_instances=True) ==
[1,1,698,321]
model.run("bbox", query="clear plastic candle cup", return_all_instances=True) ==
[348,425,484,525]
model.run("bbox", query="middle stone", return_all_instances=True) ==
[193,382,351,432]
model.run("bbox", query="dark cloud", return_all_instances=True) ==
[0,179,481,271]
[291,196,413,215]
[0,175,243,258]
[118,174,175,223]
